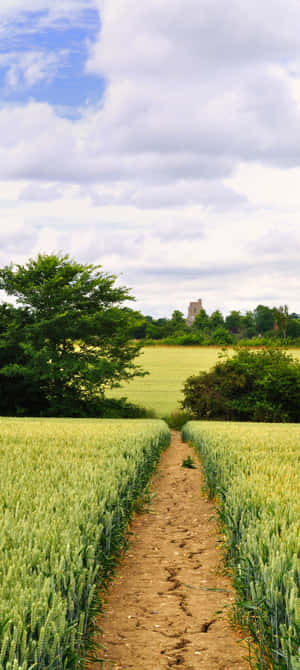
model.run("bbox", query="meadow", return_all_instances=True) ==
[109,346,300,416]
[183,420,300,669]
[0,417,170,670]
[109,346,223,415]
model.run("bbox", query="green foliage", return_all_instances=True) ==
[0,303,44,416]
[192,308,209,331]
[254,304,275,333]
[163,409,193,430]
[87,397,156,418]
[152,332,204,345]
[182,421,300,668]
[209,309,224,330]
[0,418,170,669]
[225,310,242,333]
[287,318,300,339]
[136,303,300,345]
[182,347,300,422]
[240,310,256,338]
[0,253,145,416]
[170,309,186,331]
[210,326,233,344]
[274,304,289,339]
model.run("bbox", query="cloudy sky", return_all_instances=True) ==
[1,1,300,317]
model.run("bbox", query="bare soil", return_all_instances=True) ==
[88,431,250,669]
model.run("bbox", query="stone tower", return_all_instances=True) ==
[186,298,203,326]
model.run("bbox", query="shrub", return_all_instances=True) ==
[96,397,156,419]
[163,409,193,430]
[182,347,300,422]
[210,327,234,345]
[45,396,155,419]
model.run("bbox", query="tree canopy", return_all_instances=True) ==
[0,253,145,416]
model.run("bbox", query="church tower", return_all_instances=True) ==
[186,298,203,326]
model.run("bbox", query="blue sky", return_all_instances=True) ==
[1,1,300,318]
[0,7,105,116]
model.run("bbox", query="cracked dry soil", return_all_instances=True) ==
[88,431,250,670]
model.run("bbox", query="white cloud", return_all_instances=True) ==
[1,0,300,316]
[0,50,65,89]
[228,162,300,209]
[81,179,246,210]
[19,183,64,201]
[89,0,300,77]
[1,178,299,315]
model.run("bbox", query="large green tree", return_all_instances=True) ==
[0,253,145,416]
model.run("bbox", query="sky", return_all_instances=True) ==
[1,0,300,318]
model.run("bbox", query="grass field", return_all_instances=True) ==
[109,346,223,415]
[110,346,300,416]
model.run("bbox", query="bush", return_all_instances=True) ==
[96,397,156,419]
[162,409,193,430]
[0,392,154,419]
[210,327,234,345]
[182,347,300,422]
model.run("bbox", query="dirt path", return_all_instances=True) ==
[89,431,250,669]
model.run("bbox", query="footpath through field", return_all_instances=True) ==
[89,431,250,669]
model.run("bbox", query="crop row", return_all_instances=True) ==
[182,421,300,670]
[0,418,170,670]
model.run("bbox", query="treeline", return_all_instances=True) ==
[132,304,300,346]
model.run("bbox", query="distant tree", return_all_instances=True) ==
[287,318,300,339]
[254,305,275,334]
[225,310,242,334]
[273,305,289,340]
[192,309,209,331]
[0,253,145,416]
[209,310,224,330]
[145,317,172,339]
[240,311,256,338]
[130,315,148,339]
[170,310,186,332]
